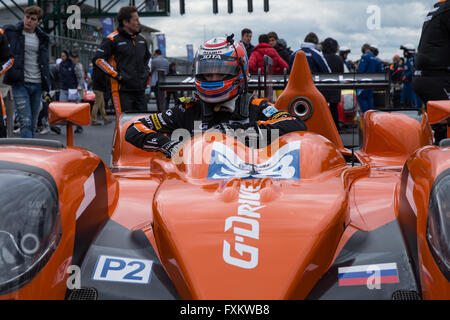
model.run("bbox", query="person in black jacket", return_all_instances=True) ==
[3,6,51,138]
[0,28,14,137]
[268,32,291,64]
[91,65,112,125]
[321,38,344,130]
[412,0,450,145]
[165,62,179,108]
[240,28,254,58]
[93,6,151,114]
[58,50,79,102]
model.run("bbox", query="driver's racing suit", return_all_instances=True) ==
[125,95,307,157]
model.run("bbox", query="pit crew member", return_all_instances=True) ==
[412,0,450,145]
[92,6,151,114]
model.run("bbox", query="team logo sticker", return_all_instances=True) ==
[92,255,153,285]
[262,105,279,118]
[207,141,300,180]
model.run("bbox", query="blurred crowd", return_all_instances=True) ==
[239,27,423,129]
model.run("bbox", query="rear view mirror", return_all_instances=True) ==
[49,102,90,146]
[427,100,450,140]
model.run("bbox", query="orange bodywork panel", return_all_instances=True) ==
[427,100,450,138]
[49,102,91,146]
[356,110,433,167]
[111,114,161,170]
[151,132,349,299]
[0,145,116,299]
[49,102,91,127]
[275,50,344,152]
[400,146,450,300]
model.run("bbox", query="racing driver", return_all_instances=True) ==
[125,35,307,158]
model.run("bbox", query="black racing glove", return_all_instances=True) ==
[44,93,52,103]
[160,140,182,159]
[112,73,122,82]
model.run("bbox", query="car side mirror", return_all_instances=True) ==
[427,100,450,140]
[49,102,90,147]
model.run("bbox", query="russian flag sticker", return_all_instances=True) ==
[338,263,400,287]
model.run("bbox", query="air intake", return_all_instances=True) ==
[392,290,421,300]
[67,288,98,300]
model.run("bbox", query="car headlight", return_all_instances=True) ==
[0,170,61,294]
[426,169,450,281]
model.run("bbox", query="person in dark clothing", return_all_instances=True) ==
[3,6,51,138]
[240,28,254,58]
[248,34,289,75]
[268,32,292,64]
[91,65,112,125]
[400,45,421,108]
[93,6,151,114]
[126,36,306,158]
[321,38,344,130]
[165,62,179,108]
[412,0,450,145]
[339,47,353,72]
[0,28,14,137]
[289,32,331,74]
[390,57,405,107]
[150,49,169,112]
[59,50,79,102]
[277,39,293,63]
[357,43,379,112]
[370,45,385,72]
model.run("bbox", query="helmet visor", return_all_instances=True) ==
[194,55,240,77]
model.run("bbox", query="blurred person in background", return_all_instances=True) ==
[321,37,344,130]
[412,0,450,145]
[0,28,14,137]
[91,65,112,126]
[289,32,331,74]
[150,49,169,112]
[339,46,353,72]
[357,43,378,112]
[268,31,291,64]
[399,45,420,108]
[3,6,51,138]
[240,28,254,58]
[165,62,179,108]
[249,34,288,75]
[71,52,85,133]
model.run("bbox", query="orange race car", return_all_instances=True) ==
[0,51,448,300]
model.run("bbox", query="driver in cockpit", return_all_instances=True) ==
[125,35,306,158]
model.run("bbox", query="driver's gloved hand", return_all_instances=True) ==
[161,140,182,159]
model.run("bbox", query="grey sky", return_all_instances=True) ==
[142,0,437,61]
